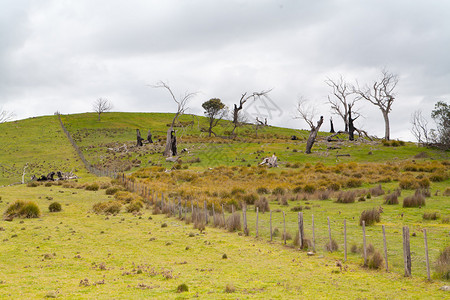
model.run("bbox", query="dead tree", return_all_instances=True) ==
[147,129,153,143]
[152,81,196,157]
[0,108,14,123]
[330,117,335,133]
[326,76,357,132]
[410,110,430,146]
[294,98,324,154]
[93,98,112,121]
[136,129,144,146]
[353,70,399,140]
[231,90,271,135]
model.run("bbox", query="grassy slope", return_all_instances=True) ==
[0,116,89,186]
[0,184,447,299]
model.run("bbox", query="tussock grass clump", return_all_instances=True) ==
[272,227,280,237]
[105,186,122,195]
[384,189,401,205]
[399,176,419,190]
[325,239,339,252]
[254,197,270,213]
[293,231,311,250]
[213,214,225,228]
[403,194,425,208]
[126,200,144,213]
[336,191,356,203]
[256,187,270,194]
[423,211,440,220]
[434,246,450,280]
[290,206,303,212]
[4,200,41,219]
[369,185,385,197]
[303,184,316,194]
[225,284,236,293]
[442,217,450,224]
[368,250,384,269]
[317,189,331,200]
[85,183,100,191]
[282,231,292,241]
[345,178,362,188]
[359,208,381,226]
[416,188,431,198]
[242,193,258,205]
[176,283,189,293]
[48,202,62,212]
[92,201,122,215]
[226,212,241,232]
[272,186,286,196]
[27,181,40,187]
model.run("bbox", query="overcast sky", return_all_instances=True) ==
[1,0,449,140]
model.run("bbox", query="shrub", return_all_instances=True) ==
[231,187,245,196]
[85,183,99,191]
[282,231,292,241]
[369,185,385,197]
[272,186,285,196]
[303,184,316,194]
[226,213,241,232]
[403,194,425,208]
[359,208,381,226]
[336,191,356,203]
[368,250,384,269]
[48,202,62,212]
[383,192,399,205]
[327,182,341,191]
[256,187,270,194]
[418,178,430,189]
[293,231,310,250]
[443,187,450,196]
[416,188,431,198]
[272,227,280,237]
[423,211,440,220]
[434,246,450,280]
[325,239,339,252]
[317,190,331,200]
[27,181,40,187]
[126,200,144,213]
[345,178,362,188]
[92,201,122,215]
[4,200,41,219]
[399,177,418,190]
[350,244,358,253]
[225,284,235,293]
[177,283,189,293]
[442,217,450,224]
[254,197,270,213]
[292,186,303,194]
[242,193,258,205]
[290,206,303,212]
[105,186,121,195]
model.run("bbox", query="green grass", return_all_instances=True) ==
[0,184,447,299]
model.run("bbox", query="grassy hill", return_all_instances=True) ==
[0,112,449,298]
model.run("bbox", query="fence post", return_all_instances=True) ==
[327,217,332,252]
[256,207,259,238]
[191,202,194,221]
[424,229,431,281]
[403,226,412,277]
[270,210,273,242]
[178,197,182,219]
[212,203,215,225]
[312,214,315,252]
[344,219,347,262]
[362,220,367,266]
[283,211,286,245]
[184,199,187,220]
[222,204,225,225]
[298,212,304,249]
[243,206,248,235]
[161,193,164,210]
[382,225,388,272]
[204,201,208,224]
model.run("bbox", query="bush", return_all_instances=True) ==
[126,200,144,213]
[336,191,356,203]
[4,200,41,219]
[27,181,40,187]
[368,250,384,269]
[434,246,450,280]
[399,177,419,190]
[317,190,331,200]
[242,193,258,205]
[49,202,62,212]
[443,187,450,196]
[177,283,189,293]
[345,178,362,188]
[290,206,303,212]
[403,194,425,208]
[282,231,292,241]
[423,211,440,220]
[272,186,285,196]
[85,183,99,191]
[254,197,270,213]
[303,184,316,194]
[325,239,339,252]
[225,284,235,293]
[369,185,385,197]
[226,213,241,232]
[105,186,121,195]
[359,208,381,226]
[327,182,340,191]
[92,201,122,215]
[256,187,270,194]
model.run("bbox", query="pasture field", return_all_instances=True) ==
[0,112,449,299]
[0,183,448,299]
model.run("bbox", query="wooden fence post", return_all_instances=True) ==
[178,197,182,219]
[256,207,259,238]
[424,229,431,281]
[312,214,315,252]
[204,201,208,224]
[184,199,187,220]
[362,220,367,266]
[403,226,412,277]
[283,211,286,245]
[243,206,248,235]
[270,211,273,242]
[327,217,332,252]
[344,219,347,262]
[298,212,304,249]
[382,225,388,272]
[161,193,164,210]
[222,204,225,225]
[212,203,215,225]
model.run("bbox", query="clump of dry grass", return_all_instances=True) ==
[92,201,122,215]
[369,184,385,197]
[368,250,384,269]
[403,193,425,208]
[384,189,401,205]
[4,200,41,219]
[423,211,440,220]
[254,197,270,213]
[359,208,381,226]
[226,212,241,232]
[336,191,356,203]
[325,239,339,252]
[435,246,450,280]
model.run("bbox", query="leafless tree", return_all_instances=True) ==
[326,76,358,132]
[353,69,399,140]
[152,81,197,157]
[294,97,324,154]
[93,98,112,121]
[231,89,271,135]
[0,108,14,123]
[410,110,431,146]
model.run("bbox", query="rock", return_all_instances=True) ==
[166,156,178,162]
[307,251,315,256]
[440,286,450,291]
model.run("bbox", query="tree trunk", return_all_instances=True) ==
[136,129,143,146]
[163,128,175,157]
[330,118,335,133]
[98,113,101,121]
[147,129,153,143]
[348,105,355,141]
[305,116,324,154]
[383,111,390,140]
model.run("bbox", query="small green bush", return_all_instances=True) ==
[292,186,303,194]
[48,202,62,212]
[105,186,121,195]
[85,183,99,191]
[225,284,235,293]
[126,200,143,213]
[177,283,189,293]
[242,193,258,205]
[399,177,419,190]
[256,187,270,194]
[303,184,316,194]
[4,200,41,219]
[272,186,285,196]
[92,201,122,215]
[27,181,40,187]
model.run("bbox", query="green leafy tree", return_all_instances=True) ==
[431,101,450,149]
[202,98,227,137]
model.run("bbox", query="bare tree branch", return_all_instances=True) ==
[410,110,430,145]
[294,96,316,129]
[0,108,15,123]
[93,98,112,121]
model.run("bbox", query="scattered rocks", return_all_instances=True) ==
[440,286,450,291]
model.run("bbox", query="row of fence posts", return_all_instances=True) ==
[118,173,433,280]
